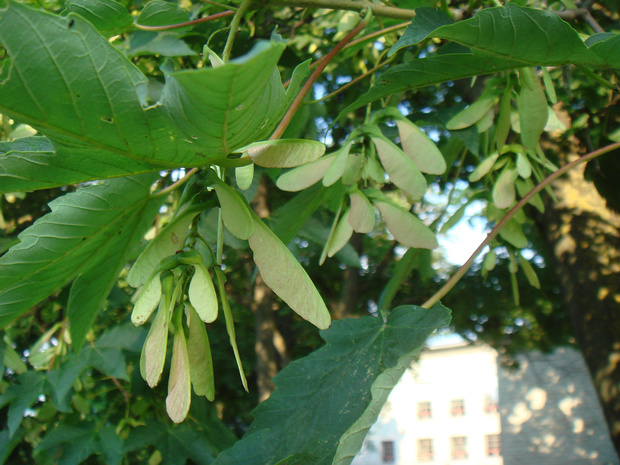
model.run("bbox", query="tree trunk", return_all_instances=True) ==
[535,150,620,456]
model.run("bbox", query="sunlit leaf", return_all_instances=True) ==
[498,218,528,248]
[0,3,206,186]
[276,154,335,191]
[212,178,255,240]
[128,210,196,288]
[188,263,218,324]
[327,208,354,258]
[166,311,192,423]
[388,7,452,56]
[348,192,375,234]
[236,163,254,191]
[395,120,446,175]
[375,201,438,249]
[240,139,326,168]
[493,166,518,209]
[518,68,548,150]
[161,44,309,156]
[469,153,499,182]
[323,142,352,186]
[446,96,497,130]
[372,136,427,201]
[340,5,608,118]
[248,216,331,329]
[186,303,215,400]
[126,31,197,57]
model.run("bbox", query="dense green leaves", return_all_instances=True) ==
[135,0,190,27]
[65,0,132,37]
[161,47,310,156]
[0,4,308,191]
[213,305,451,465]
[342,4,620,116]
[124,420,216,465]
[36,423,123,465]
[0,174,160,339]
[0,4,193,182]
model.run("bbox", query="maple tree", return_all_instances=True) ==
[0,0,619,463]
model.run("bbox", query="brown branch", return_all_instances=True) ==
[134,10,235,31]
[271,16,369,139]
[422,140,620,309]
[554,8,605,33]
[269,0,415,20]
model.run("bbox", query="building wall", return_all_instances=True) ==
[353,343,503,465]
[499,347,619,465]
[352,343,619,465]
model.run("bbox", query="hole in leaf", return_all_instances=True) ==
[101,116,114,124]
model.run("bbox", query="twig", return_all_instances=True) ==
[555,8,605,33]
[269,0,415,20]
[152,168,199,198]
[222,0,251,62]
[307,58,394,104]
[344,21,410,50]
[134,10,234,31]
[271,16,369,139]
[421,140,620,309]
[199,0,239,10]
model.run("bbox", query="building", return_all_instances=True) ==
[352,341,619,465]
[353,340,502,465]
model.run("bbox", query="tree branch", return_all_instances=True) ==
[421,140,620,309]
[269,0,415,20]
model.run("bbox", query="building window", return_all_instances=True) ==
[450,399,466,417]
[417,438,434,462]
[486,434,501,457]
[484,394,498,413]
[451,436,468,460]
[417,401,432,420]
[381,440,395,463]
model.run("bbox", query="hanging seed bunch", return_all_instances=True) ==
[276,108,447,263]
[128,148,334,421]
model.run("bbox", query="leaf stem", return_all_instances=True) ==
[306,57,394,104]
[134,10,234,31]
[199,0,239,10]
[269,0,415,19]
[344,21,410,50]
[152,168,199,198]
[222,0,251,63]
[421,140,620,309]
[575,64,619,92]
[271,15,369,140]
